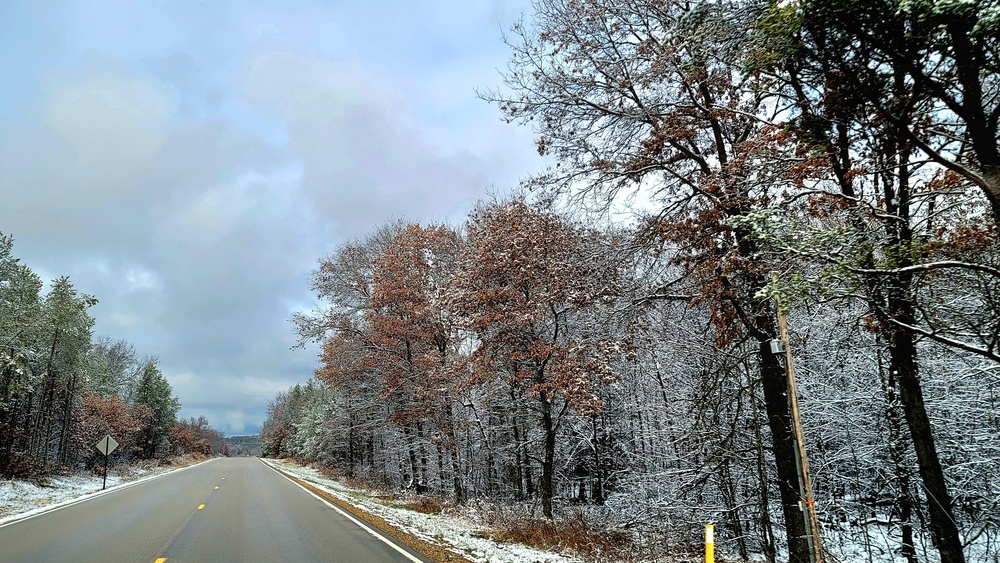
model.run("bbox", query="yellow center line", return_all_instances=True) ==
[198,504,205,510]
[214,486,219,490]
[155,559,168,563]
[221,477,225,480]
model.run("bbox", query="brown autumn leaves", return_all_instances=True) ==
[307,200,625,517]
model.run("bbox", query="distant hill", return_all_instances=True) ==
[224,435,261,457]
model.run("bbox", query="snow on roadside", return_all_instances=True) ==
[0,458,215,525]
[262,458,582,563]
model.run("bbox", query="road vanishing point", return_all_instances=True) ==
[0,457,429,562]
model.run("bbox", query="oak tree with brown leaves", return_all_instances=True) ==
[365,224,466,501]
[485,1,816,555]
[448,199,621,518]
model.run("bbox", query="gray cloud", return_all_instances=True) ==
[0,0,540,436]
[243,51,497,235]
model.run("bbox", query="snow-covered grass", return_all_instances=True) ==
[263,459,1000,563]
[0,457,214,526]
[818,521,1000,563]
[262,458,584,563]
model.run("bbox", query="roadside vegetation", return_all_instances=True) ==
[0,233,224,480]
[263,1,1000,562]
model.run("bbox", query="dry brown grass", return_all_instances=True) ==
[111,458,162,479]
[477,510,634,562]
[158,452,206,466]
[405,495,448,514]
[309,464,406,502]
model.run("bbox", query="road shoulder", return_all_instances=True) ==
[261,458,470,563]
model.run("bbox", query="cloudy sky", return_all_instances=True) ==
[0,0,542,435]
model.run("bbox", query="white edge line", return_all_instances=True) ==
[259,458,423,563]
[0,458,218,529]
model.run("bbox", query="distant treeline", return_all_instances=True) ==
[224,435,261,456]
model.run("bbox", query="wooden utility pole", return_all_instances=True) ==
[774,294,824,563]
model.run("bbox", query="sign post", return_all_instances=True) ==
[95,435,119,490]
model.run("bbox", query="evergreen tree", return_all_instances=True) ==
[134,361,179,458]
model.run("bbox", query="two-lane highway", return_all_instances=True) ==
[0,458,427,563]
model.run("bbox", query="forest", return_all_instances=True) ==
[0,233,224,478]
[260,1,999,562]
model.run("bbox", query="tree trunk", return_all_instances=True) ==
[39,381,57,466]
[877,128,965,562]
[19,391,33,458]
[435,444,444,494]
[33,328,60,465]
[417,422,429,491]
[0,359,14,474]
[444,411,465,503]
[748,361,778,563]
[539,391,557,519]
[479,413,494,497]
[591,415,605,505]
[879,344,918,563]
[347,409,356,477]
[365,435,374,475]
[451,449,464,503]
[719,457,750,561]
[512,419,525,500]
[403,424,419,490]
[979,165,1000,228]
[888,294,965,563]
[58,373,77,466]
[729,204,811,562]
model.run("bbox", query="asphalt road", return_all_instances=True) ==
[0,457,428,563]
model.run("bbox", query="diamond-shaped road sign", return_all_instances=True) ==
[96,435,119,456]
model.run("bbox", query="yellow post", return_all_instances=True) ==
[705,523,714,563]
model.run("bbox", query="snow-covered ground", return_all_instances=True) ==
[262,458,582,563]
[0,458,214,526]
[818,522,999,563]
[264,459,1000,563]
